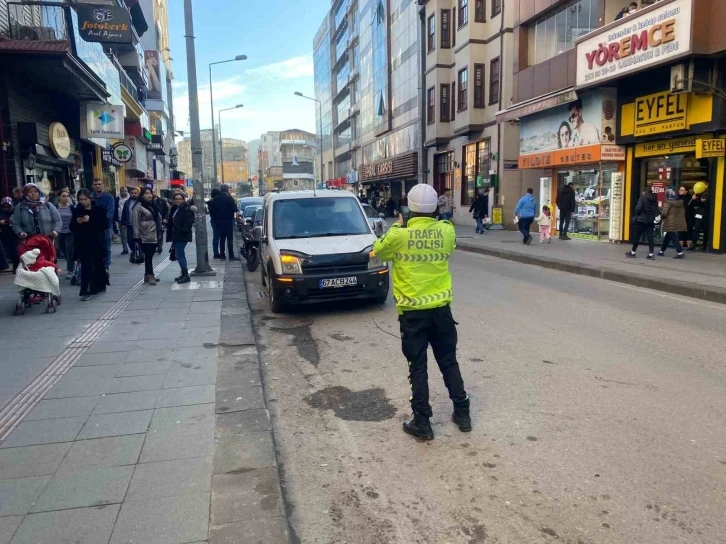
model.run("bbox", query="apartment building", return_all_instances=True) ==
[421,0,519,225]
[257,131,283,192]
[280,129,318,191]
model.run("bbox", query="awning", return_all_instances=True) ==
[496,88,578,123]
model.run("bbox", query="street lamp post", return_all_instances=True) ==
[294,92,323,189]
[209,54,247,189]
[218,104,244,185]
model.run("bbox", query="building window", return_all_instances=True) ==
[492,0,501,17]
[461,139,491,205]
[441,9,450,49]
[458,68,467,111]
[427,87,435,125]
[458,0,468,27]
[434,151,454,195]
[529,0,598,65]
[489,57,500,105]
[474,64,484,108]
[427,14,435,52]
[452,8,456,46]
[451,81,456,121]
[440,84,450,122]
[475,0,485,22]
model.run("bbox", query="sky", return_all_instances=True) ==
[168,0,330,144]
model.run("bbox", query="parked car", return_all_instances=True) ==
[236,197,263,231]
[259,190,389,313]
[361,203,388,237]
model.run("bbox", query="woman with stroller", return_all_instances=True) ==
[12,183,61,240]
[0,197,19,273]
[56,189,76,279]
[71,189,109,301]
[133,187,161,285]
[167,191,195,284]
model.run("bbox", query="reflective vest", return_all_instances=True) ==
[373,217,455,314]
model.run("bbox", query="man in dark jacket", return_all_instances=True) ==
[121,187,140,259]
[556,182,577,240]
[207,188,221,258]
[91,178,115,269]
[469,190,489,234]
[208,184,239,260]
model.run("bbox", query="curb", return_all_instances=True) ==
[457,242,726,306]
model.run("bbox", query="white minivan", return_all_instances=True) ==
[259,190,389,313]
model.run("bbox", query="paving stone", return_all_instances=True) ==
[163,361,217,389]
[58,435,145,472]
[215,386,264,414]
[209,517,290,544]
[30,392,99,418]
[156,385,216,408]
[0,443,71,479]
[188,302,223,314]
[210,468,284,525]
[0,476,50,516]
[127,456,212,501]
[30,465,133,513]
[173,333,220,348]
[0,417,85,448]
[9,504,119,544]
[85,341,134,354]
[43,366,119,399]
[93,391,160,415]
[74,352,129,367]
[105,374,165,394]
[184,315,223,328]
[124,349,172,363]
[216,409,271,437]
[140,404,215,463]
[0,516,22,544]
[137,328,184,340]
[110,492,210,544]
[77,410,153,440]
[172,346,219,360]
[116,360,171,377]
[213,432,276,475]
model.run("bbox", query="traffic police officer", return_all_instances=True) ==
[373,184,470,440]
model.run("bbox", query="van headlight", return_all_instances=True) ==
[367,249,384,269]
[280,253,303,274]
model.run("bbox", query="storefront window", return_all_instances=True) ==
[556,165,616,240]
[434,151,454,195]
[461,140,490,205]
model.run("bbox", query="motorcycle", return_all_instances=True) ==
[240,219,260,272]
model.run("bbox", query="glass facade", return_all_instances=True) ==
[529,0,598,65]
[314,17,333,154]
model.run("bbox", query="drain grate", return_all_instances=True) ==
[266,317,313,330]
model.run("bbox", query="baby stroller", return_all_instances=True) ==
[13,235,62,315]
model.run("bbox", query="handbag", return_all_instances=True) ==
[169,245,177,261]
[131,245,145,264]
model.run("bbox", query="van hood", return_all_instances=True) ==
[275,234,375,255]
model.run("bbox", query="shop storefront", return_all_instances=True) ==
[357,152,418,205]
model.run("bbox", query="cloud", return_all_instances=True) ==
[245,55,314,81]
[172,76,247,132]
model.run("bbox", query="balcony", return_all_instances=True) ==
[2,3,69,44]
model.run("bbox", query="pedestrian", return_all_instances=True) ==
[626,186,658,260]
[153,192,169,254]
[167,191,195,284]
[677,186,692,248]
[400,192,408,208]
[556,181,576,240]
[0,198,19,273]
[373,183,470,441]
[91,178,115,270]
[210,184,239,260]
[359,193,369,205]
[438,188,454,221]
[55,189,76,279]
[207,188,222,258]
[514,188,537,245]
[115,186,130,255]
[12,183,61,240]
[688,183,710,251]
[133,188,160,285]
[386,196,395,218]
[536,205,553,244]
[469,190,489,234]
[121,186,140,261]
[71,189,109,301]
[11,187,23,208]
[658,189,686,259]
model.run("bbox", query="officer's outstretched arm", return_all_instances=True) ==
[373,224,403,261]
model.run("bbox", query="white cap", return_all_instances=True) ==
[407,184,439,214]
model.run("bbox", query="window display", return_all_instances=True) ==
[556,165,616,240]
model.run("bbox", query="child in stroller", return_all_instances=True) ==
[12,235,62,315]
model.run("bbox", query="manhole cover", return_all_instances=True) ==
[266,318,313,330]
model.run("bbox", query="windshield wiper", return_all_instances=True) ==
[304,232,363,238]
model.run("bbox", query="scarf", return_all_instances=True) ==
[22,183,44,212]
[139,198,159,222]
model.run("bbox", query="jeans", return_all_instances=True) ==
[57,232,75,273]
[661,231,683,254]
[440,212,453,221]
[475,216,485,233]
[104,229,112,269]
[518,217,534,242]
[119,223,129,253]
[399,305,468,418]
[631,222,655,254]
[559,211,572,236]
[217,220,235,258]
[211,219,220,257]
[126,226,136,255]
[174,241,188,272]
[141,243,156,276]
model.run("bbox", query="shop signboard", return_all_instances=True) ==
[695,138,726,159]
[518,144,626,169]
[111,142,133,163]
[576,0,693,88]
[609,173,624,241]
[76,4,133,44]
[620,91,713,138]
[49,122,71,159]
[84,104,125,139]
[634,135,702,158]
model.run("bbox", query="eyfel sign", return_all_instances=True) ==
[576,0,693,88]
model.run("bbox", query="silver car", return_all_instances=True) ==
[362,204,388,237]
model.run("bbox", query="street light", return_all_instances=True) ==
[294,91,323,189]
[209,54,247,188]
[218,104,244,185]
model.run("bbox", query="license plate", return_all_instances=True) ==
[320,277,358,288]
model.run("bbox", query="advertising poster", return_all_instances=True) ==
[145,50,162,100]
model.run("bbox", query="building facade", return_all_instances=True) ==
[280,129,318,191]
[314,16,334,182]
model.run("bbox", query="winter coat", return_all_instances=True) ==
[556,185,577,214]
[535,212,552,227]
[167,203,195,243]
[91,192,115,229]
[208,193,238,222]
[12,201,62,237]
[70,204,107,261]
[133,203,159,244]
[514,194,537,219]
[633,192,659,225]
[155,198,170,221]
[660,199,688,233]
[469,193,489,217]
[121,198,138,227]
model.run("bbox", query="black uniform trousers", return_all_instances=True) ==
[399,305,468,418]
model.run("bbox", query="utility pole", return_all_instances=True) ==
[184,0,214,276]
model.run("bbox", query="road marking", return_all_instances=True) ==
[0,258,171,444]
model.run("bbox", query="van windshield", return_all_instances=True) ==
[273,197,371,239]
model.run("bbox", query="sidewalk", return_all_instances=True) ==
[454,224,726,304]
[0,232,289,543]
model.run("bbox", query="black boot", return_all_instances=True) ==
[403,413,434,441]
[176,269,191,284]
[452,403,472,432]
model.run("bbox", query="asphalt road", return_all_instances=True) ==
[247,250,726,544]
